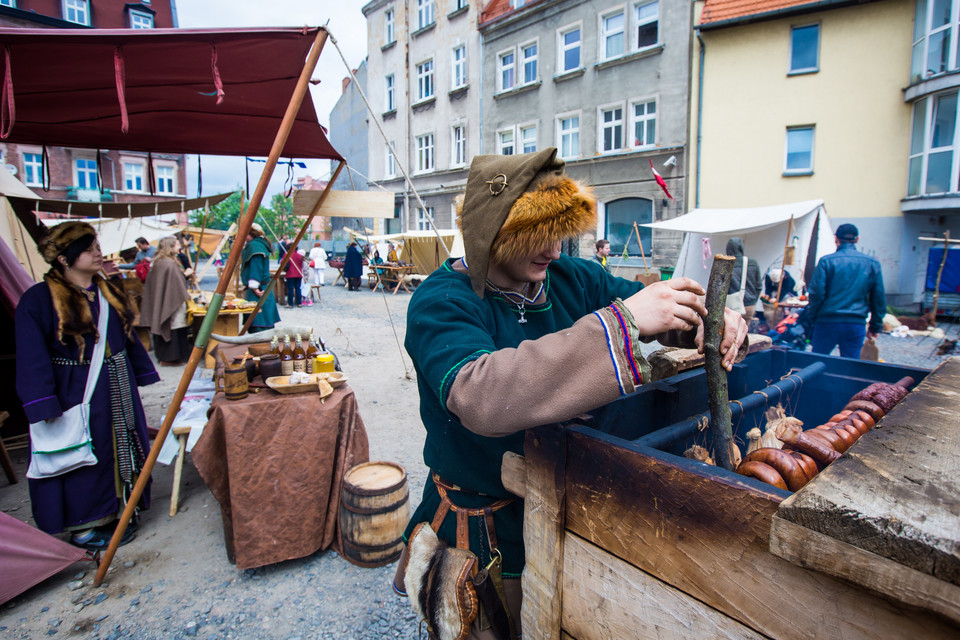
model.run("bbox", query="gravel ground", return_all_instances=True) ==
[2,265,957,639]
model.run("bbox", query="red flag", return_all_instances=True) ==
[649,159,674,200]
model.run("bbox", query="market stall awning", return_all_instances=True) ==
[45,216,181,256]
[6,192,232,219]
[643,200,824,234]
[0,27,342,160]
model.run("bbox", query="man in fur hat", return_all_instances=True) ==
[396,149,748,639]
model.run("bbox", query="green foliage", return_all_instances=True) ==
[188,189,299,242]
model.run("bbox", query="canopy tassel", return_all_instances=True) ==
[1,45,15,138]
[211,45,225,105]
[114,47,129,133]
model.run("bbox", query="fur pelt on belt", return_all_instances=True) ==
[45,269,136,354]
[404,522,478,640]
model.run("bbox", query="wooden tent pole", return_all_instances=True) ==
[95,27,332,586]
[633,221,650,274]
[705,254,736,471]
[773,216,795,313]
[239,160,345,335]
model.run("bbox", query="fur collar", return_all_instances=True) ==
[44,269,137,354]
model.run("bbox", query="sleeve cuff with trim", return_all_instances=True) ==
[22,395,64,424]
[594,299,651,396]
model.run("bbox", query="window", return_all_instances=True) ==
[521,41,538,84]
[601,10,625,60]
[416,134,435,172]
[499,50,516,92]
[156,165,175,194]
[790,24,819,73]
[557,114,580,159]
[606,198,653,256]
[908,92,960,195]
[124,162,145,192]
[385,9,395,44]
[630,99,656,148]
[417,0,434,30]
[510,0,526,7]
[635,1,659,49]
[911,0,958,82]
[452,45,467,89]
[451,126,467,167]
[454,0,468,9]
[63,0,89,26]
[416,207,434,231]
[75,158,97,189]
[559,26,581,73]
[385,142,396,178]
[416,60,434,102]
[0,0,17,7]
[129,10,154,29]
[385,74,396,111]
[521,125,537,153]
[600,105,625,153]
[784,126,815,174]
[499,129,515,155]
[22,152,42,186]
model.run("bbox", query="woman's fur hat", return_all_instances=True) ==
[456,148,596,297]
[39,221,97,264]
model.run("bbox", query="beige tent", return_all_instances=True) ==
[45,217,182,257]
[343,228,464,275]
[0,167,45,280]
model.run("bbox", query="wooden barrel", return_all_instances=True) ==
[339,461,410,568]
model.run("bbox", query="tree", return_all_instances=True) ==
[260,193,299,241]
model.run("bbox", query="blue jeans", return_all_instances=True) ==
[811,322,866,359]
[286,277,302,306]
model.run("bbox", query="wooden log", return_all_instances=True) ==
[705,254,735,470]
[648,333,771,381]
[521,427,566,640]
[168,426,190,517]
[501,451,526,498]
[562,429,957,638]
[560,532,766,640]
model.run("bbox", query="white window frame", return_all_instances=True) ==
[454,0,468,9]
[911,0,960,82]
[416,59,435,102]
[0,0,17,7]
[498,128,516,155]
[155,163,176,195]
[908,92,960,196]
[598,102,626,154]
[520,123,538,153]
[557,23,582,74]
[385,142,397,179]
[123,161,146,193]
[520,39,539,84]
[600,7,626,61]
[629,97,657,149]
[452,45,468,89]
[417,0,434,30]
[498,48,516,92]
[129,9,154,29]
[556,111,581,160]
[385,74,396,111]
[63,0,90,26]
[634,0,660,50]
[416,206,434,231]
[385,9,395,44]
[21,149,43,186]
[73,157,97,190]
[789,23,820,74]
[416,133,435,173]
[784,126,816,175]
[451,125,467,167]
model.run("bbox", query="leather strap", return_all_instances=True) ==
[483,507,498,553]
[431,495,452,532]
[432,473,516,517]
[457,508,469,550]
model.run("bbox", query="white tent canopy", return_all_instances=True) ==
[46,217,181,257]
[644,200,834,288]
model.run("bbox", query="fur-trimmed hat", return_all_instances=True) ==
[457,148,596,297]
[39,221,97,264]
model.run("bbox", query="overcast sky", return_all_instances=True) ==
[176,1,368,201]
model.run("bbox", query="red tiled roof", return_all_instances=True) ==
[479,0,546,27]
[700,0,824,26]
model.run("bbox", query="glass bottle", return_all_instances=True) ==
[292,333,307,373]
[305,330,320,373]
[280,335,294,376]
[270,336,280,355]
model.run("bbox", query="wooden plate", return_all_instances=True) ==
[265,374,335,397]
[325,371,348,388]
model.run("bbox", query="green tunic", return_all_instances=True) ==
[404,254,642,576]
[240,236,281,330]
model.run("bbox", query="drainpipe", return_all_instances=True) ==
[695,28,705,208]
[477,29,484,155]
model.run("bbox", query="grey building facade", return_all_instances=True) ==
[328,59,372,236]
[362,0,481,233]
[479,0,691,266]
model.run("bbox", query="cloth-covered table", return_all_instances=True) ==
[192,380,369,569]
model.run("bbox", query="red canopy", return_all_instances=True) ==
[0,512,88,605]
[0,27,342,161]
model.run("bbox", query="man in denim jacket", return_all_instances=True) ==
[806,223,886,358]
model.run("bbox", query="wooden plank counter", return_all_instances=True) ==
[772,356,960,624]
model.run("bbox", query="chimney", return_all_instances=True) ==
[342,77,352,93]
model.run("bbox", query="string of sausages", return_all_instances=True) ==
[735,377,914,492]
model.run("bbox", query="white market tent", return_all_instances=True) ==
[644,199,834,288]
[45,216,180,258]
[344,228,465,275]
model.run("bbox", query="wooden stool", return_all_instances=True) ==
[0,411,17,484]
[169,426,192,516]
[309,285,322,303]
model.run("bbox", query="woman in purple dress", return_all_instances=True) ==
[15,222,159,550]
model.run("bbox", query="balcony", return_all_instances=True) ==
[67,187,114,202]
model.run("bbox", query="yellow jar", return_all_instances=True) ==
[314,354,335,373]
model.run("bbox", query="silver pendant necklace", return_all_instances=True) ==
[485,280,543,324]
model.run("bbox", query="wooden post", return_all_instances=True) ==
[931,230,951,324]
[94,27,333,586]
[239,160,345,335]
[705,254,736,471]
[773,215,795,313]
[633,221,650,274]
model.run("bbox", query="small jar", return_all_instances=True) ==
[258,353,282,379]
[314,354,335,373]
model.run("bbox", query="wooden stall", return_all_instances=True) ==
[503,351,959,639]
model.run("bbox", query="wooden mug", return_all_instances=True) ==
[218,365,249,401]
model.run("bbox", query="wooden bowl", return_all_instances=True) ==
[247,343,274,357]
